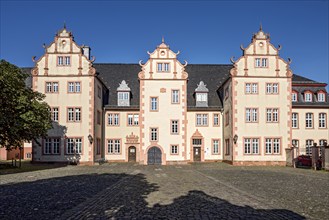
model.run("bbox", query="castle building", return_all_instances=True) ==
[26,26,328,165]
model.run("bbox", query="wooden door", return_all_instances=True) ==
[147,147,162,165]
[128,146,136,162]
[193,147,201,162]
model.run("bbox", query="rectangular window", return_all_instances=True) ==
[44,138,61,155]
[245,83,258,94]
[96,138,101,155]
[246,108,257,122]
[319,113,326,128]
[44,138,52,154]
[252,83,258,94]
[68,82,81,93]
[157,63,163,72]
[68,108,74,122]
[65,56,70,65]
[245,83,251,94]
[97,111,101,125]
[108,139,121,154]
[51,107,59,122]
[265,138,280,154]
[171,120,179,134]
[266,83,279,94]
[164,63,169,72]
[58,56,70,66]
[306,139,313,156]
[255,58,261,67]
[292,113,298,128]
[306,113,313,128]
[75,108,81,122]
[196,114,208,126]
[266,108,279,122]
[225,139,230,155]
[172,90,179,103]
[108,113,119,126]
[244,138,259,154]
[213,114,219,126]
[318,93,325,102]
[292,139,299,148]
[157,63,170,72]
[255,58,268,67]
[171,145,178,154]
[192,139,202,146]
[128,114,133,126]
[66,138,82,154]
[58,56,63,65]
[151,97,158,111]
[305,93,312,102]
[213,139,219,154]
[46,82,59,93]
[196,93,207,102]
[292,93,297,102]
[150,128,158,141]
[265,138,272,154]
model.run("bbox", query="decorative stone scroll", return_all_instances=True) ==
[126,132,139,144]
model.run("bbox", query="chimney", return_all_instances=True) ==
[82,46,90,60]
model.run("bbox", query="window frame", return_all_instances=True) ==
[171,120,179,135]
[196,114,208,126]
[171,90,180,104]
[243,138,260,155]
[292,112,299,128]
[67,107,82,123]
[150,127,158,142]
[304,92,313,102]
[107,139,121,154]
[107,113,120,126]
[212,139,220,155]
[319,113,327,128]
[65,137,83,155]
[305,112,313,128]
[170,145,179,155]
[150,97,158,111]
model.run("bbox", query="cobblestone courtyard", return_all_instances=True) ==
[1,163,328,219]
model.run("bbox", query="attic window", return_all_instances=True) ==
[157,63,170,72]
[292,92,298,102]
[318,92,325,102]
[255,58,267,67]
[195,81,209,107]
[304,92,312,102]
[117,80,131,106]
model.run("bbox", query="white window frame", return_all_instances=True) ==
[292,93,297,102]
[171,120,179,134]
[292,113,298,128]
[151,97,158,111]
[305,93,312,102]
[108,139,121,154]
[171,145,178,154]
[108,113,119,126]
[319,113,326,128]
[172,90,179,103]
[51,107,59,122]
[213,140,219,154]
[150,128,158,141]
[317,93,325,102]
[305,113,313,128]
[213,114,219,126]
[196,114,208,126]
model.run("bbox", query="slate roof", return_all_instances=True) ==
[21,64,328,109]
[93,63,232,110]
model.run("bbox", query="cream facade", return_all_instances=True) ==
[28,26,328,165]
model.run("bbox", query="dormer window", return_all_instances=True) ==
[195,81,209,107]
[117,80,131,106]
[292,92,298,102]
[317,92,326,102]
[157,63,170,72]
[304,92,312,102]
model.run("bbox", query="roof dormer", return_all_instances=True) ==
[195,81,209,107]
[117,80,131,106]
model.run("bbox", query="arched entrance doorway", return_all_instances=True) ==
[128,146,136,162]
[147,146,162,165]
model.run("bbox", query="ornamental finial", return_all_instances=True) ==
[162,36,164,43]
[259,22,262,31]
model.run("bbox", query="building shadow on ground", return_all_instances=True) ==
[0,172,305,219]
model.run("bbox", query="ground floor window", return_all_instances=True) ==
[212,139,220,154]
[244,138,259,154]
[171,145,178,154]
[66,138,82,154]
[44,138,60,155]
[108,139,121,154]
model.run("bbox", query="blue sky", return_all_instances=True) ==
[1,1,328,85]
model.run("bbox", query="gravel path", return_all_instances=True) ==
[1,163,328,219]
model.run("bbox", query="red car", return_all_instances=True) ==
[295,155,322,169]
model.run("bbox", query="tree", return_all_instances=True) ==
[0,60,52,166]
